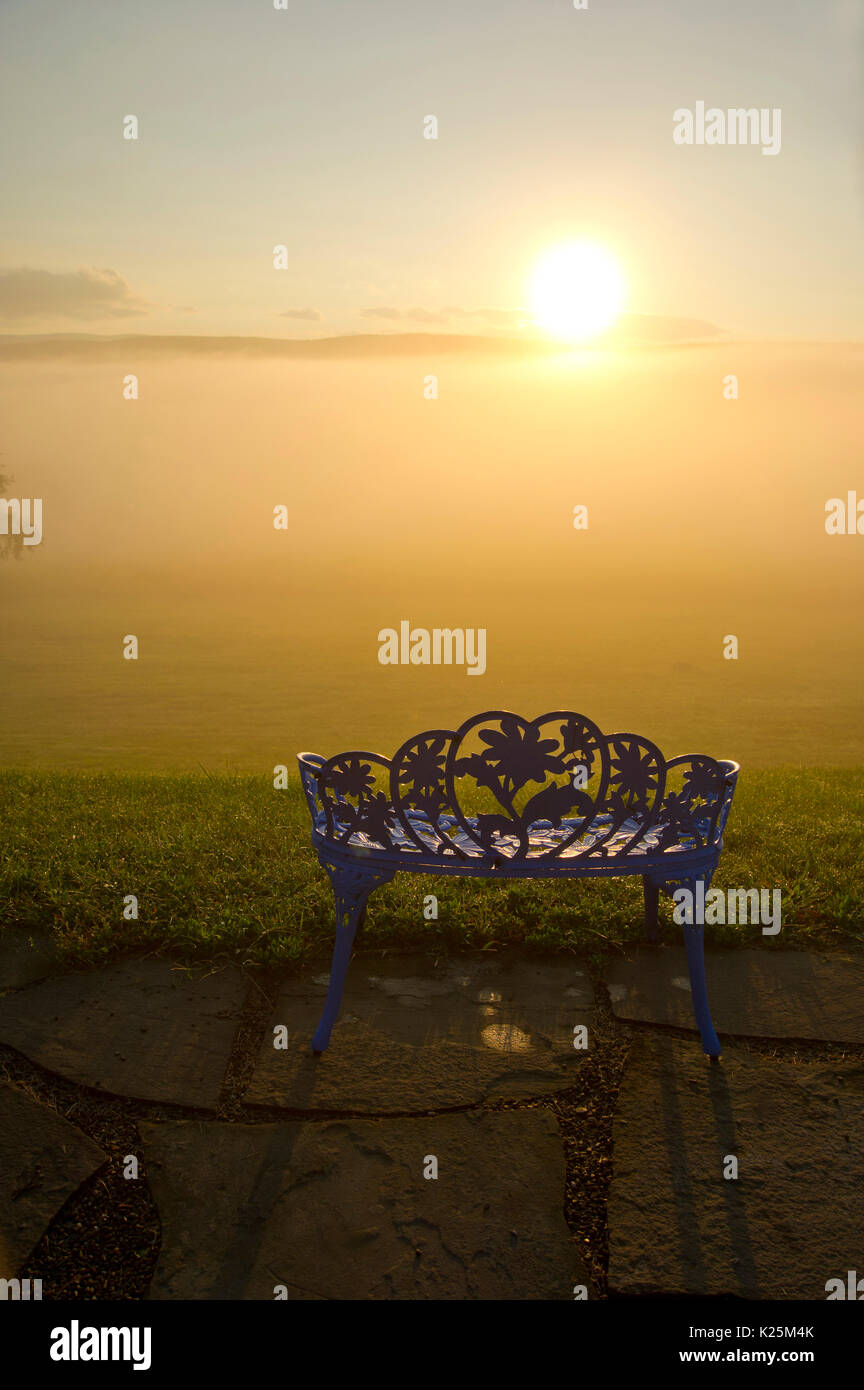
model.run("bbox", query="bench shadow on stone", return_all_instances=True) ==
[207,1041,329,1298]
[206,1122,308,1300]
[212,961,587,1296]
[655,1036,760,1297]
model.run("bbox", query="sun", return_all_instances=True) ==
[529,243,624,342]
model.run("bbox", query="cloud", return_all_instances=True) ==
[361,305,452,324]
[357,305,720,342]
[0,266,148,321]
[361,305,526,328]
[278,307,323,322]
[609,314,723,344]
[404,307,451,325]
[449,307,527,328]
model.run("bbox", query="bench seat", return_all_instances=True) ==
[298,709,739,1059]
[308,807,721,870]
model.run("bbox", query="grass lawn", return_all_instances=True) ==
[1,769,862,970]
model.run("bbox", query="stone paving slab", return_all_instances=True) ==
[141,1108,586,1300]
[248,955,594,1112]
[607,1034,864,1298]
[0,928,61,992]
[0,1082,106,1276]
[604,947,864,1044]
[0,960,247,1107]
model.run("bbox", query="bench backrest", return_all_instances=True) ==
[298,709,739,862]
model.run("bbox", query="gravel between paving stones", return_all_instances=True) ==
[551,988,630,1296]
[3,1056,162,1300]
[0,961,622,1298]
[4,961,863,1300]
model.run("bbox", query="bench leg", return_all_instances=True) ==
[312,862,394,1055]
[643,876,660,942]
[679,878,721,1059]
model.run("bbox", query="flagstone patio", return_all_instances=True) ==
[1,940,861,1299]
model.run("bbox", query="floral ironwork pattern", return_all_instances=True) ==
[314,752,399,850]
[649,756,729,852]
[391,730,463,855]
[298,712,737,866]
[444,711,608,859]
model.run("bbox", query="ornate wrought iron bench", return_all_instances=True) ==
[298,710,739,1059]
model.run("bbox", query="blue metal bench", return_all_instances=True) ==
[298,710,739,1059]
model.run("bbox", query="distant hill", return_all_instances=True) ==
[0,317,728,360]
[0,332,558,360]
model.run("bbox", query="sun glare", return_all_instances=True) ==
[529,243,624,342]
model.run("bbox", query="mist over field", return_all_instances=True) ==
[1,339,862,770]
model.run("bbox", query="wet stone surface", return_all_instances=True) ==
[3,938,857,1301]
[247,954,595,1112]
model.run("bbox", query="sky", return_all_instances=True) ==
[0,0,862,341]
